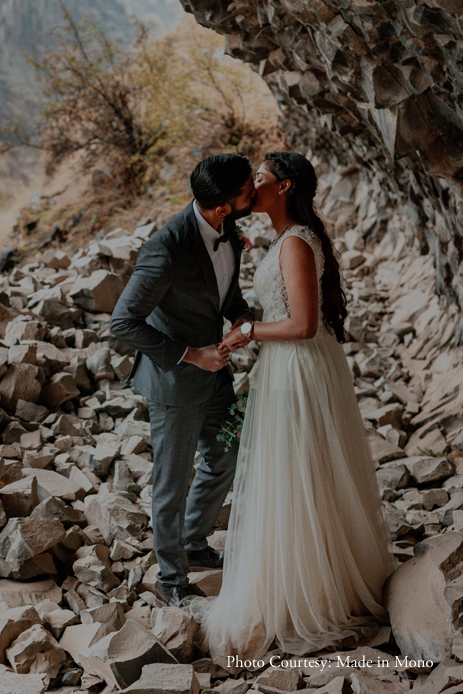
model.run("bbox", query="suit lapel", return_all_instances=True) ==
[186,201,220,314]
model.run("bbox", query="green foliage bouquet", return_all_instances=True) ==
[217,391,248,452]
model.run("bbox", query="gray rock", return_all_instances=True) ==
[86,347,115,381]
[0,605,41,663]
[0,475,39,518]
[0,517,65,564]
[6,623,66,678]
[376,463,410,491]
[78,618,178,689]
[153,606,198,663]
[0,578,62,607]
[120,663,200,694]
[404,456,455,486]
[69,269,126,312]
[0,671,47,694]
[39,372,80,408]
[0,364,44,410]
[84,492,148,545]
[255,666,303,691]
[73,545,120,592]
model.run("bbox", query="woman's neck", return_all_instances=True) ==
[268,210,295,235]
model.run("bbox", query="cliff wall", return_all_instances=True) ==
[181,0,463,338]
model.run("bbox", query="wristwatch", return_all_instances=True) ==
[240,322,254,340]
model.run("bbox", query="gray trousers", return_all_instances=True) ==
[147,369,238,588]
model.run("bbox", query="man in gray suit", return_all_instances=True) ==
[110,154,256,607]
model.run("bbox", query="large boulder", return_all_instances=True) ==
[78,619,177,689]
[384,531,463,662]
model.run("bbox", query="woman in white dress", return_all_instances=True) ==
[194,151,398,664]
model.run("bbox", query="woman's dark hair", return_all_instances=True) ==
[265,151,347,343]
[191,153,252,209]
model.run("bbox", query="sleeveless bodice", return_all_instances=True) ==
[253,224,331,337]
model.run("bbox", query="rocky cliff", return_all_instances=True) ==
[180,0,463,338]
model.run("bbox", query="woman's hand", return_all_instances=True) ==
[219,326,246,352]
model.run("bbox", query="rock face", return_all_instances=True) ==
[180,0,463,335]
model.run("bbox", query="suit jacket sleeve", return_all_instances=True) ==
[109,237,188,373]
[224,282,254,325]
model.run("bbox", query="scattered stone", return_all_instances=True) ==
[376,463,410,491]
[41,249,71,270]
[4,320,46,342]
[39,372,80,408]
[69,270,126,313]
[39,605,79,639]
[25,467,85,503]
[0,364,44,410]
[404,456,455,486]
[0,671,47,694]
[84,492,148,545]
[73,545,120,592]
[368,431,404,465]
[0,578,61,607]
[0,475,39,518]
[255,666,303,691]
[350,671,406,694]
[342,250,366,270]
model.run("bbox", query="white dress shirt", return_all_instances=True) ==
[193,200,235,308]
[177,201,236,363]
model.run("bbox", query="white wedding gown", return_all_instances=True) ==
[191,225,398,663]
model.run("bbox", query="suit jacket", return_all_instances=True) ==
[109,200,252,406]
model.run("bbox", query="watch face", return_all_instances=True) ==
[241,322,252,334]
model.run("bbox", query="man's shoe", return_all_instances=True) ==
[155,583,206,608]
[187,546,224,571]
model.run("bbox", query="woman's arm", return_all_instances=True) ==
[220,235,319,350]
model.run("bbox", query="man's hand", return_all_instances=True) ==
[182,344,230,372]
[220,326,248,352]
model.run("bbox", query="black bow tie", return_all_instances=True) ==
[213,227,231,251]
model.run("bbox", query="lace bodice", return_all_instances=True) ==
[253,225,331,337]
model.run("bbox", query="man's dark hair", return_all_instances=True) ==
[190,153,252,209]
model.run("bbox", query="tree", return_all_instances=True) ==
[1,5,281,194]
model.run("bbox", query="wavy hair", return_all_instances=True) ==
[264,151,347,343]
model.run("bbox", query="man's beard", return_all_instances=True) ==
[229,201,254,221]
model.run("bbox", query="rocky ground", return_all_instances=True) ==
[0,166,461,694]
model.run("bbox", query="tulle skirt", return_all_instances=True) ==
[192,330,398,665]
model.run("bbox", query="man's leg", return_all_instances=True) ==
[182,370,239,553]
[147,399,207,588]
